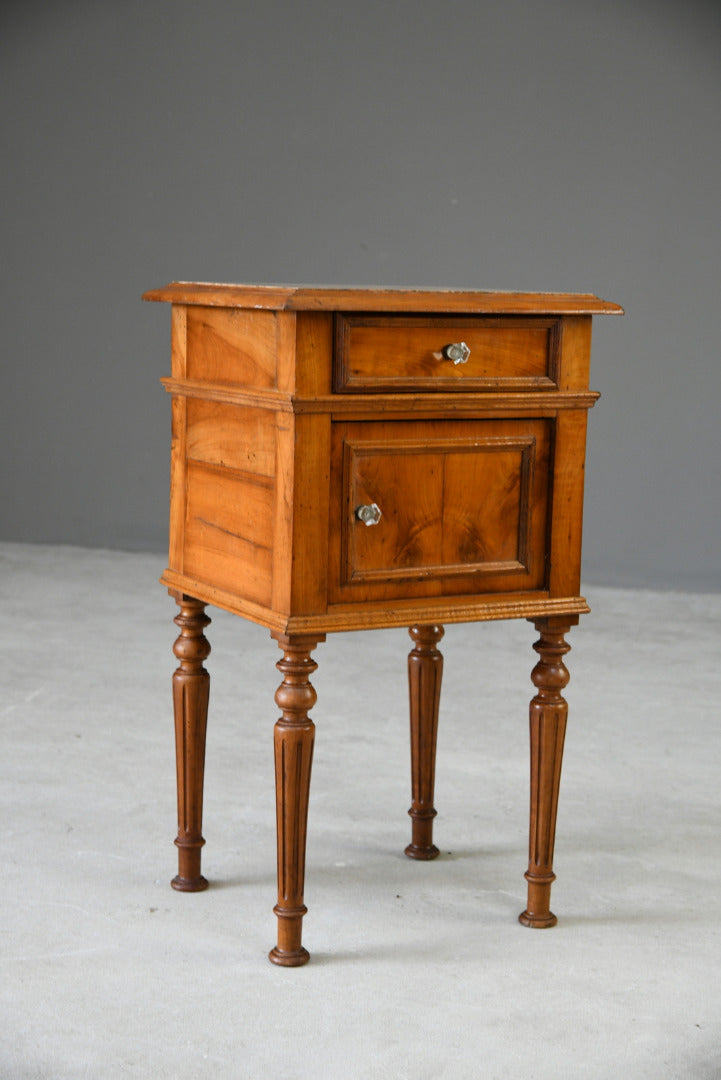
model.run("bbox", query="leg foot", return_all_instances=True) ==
[269,632,324,966]
[405,624,444,861]
[519,617,575,928]
[268,904,311,967]
[171,596,211,892]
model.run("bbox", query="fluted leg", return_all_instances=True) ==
[519,616,576,928]
[171,596,211,892]
[269,632,325,967]
[405,624,444,860]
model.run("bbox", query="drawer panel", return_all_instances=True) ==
[334,316,559,392]
[329,418,551,603]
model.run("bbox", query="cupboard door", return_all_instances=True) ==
[330,419,551,604]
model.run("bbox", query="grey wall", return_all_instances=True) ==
[2,0,719,590]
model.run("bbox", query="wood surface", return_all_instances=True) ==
[185,306,280,388]
[144,281,624,315]
[185,399,277,475]
[168,307,188,574]
[556,316,593,391]
[546,410,590,598]
[182,460,274,607]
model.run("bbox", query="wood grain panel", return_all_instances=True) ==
[290,414,332,615]
[547,410,589,598]
[271,412,332,617]
[168,395,187,574]
[335,316,558,392]
[557,316,593,391]
[167,306,188,573]
[170,305,187,379]
[348,444,443,580]
[186,306,279,388]
[183,461,274,605]
[292,312,333,396]
[185,399,276,477]
[330,419,550,603]
[441,439,534,569]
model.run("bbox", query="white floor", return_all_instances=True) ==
[1,542,720,1079]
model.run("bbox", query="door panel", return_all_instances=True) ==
[329,419,551,604]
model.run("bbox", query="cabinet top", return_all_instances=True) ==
[143,281,623,315]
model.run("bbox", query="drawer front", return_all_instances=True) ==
[329,418,551,604]
[334,315,559,393]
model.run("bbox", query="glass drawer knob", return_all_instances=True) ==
[355,503,382,526]
[441,341,471,365]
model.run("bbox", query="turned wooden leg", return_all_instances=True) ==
[519,616,576,928]
[268,632,325,967]
[405,624,444,860]
[170,596,211,892]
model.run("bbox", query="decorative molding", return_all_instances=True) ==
[161,376,599,416]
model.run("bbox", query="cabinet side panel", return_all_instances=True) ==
[171,305,187,379]
[183,461,274,606]
[168,306,188,572]
[186,400,276,476]
[185,306,280,388]
[272,413,294,614]
[547,410,589,597]
[557,316,592,391]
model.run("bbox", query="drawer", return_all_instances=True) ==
[334,315,560,393]
[329,418,551,604]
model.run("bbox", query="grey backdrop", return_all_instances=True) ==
[2,0,719,591]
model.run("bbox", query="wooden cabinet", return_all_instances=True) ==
[144,282,622,965]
